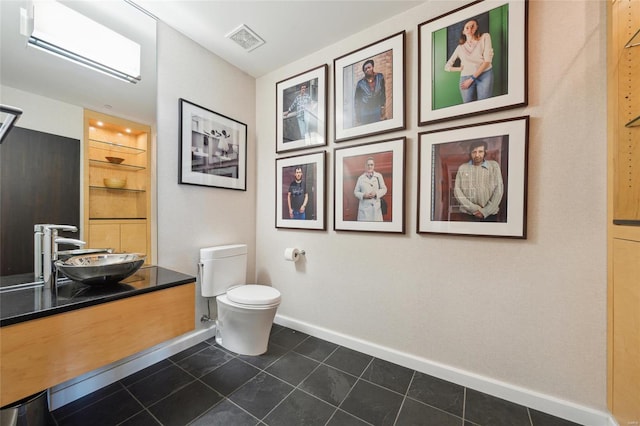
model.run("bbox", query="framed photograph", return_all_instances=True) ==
[276,65,328,153]
[179,98,247,190]
[418,0,528,125]
[334,138,405,233]
[417,116,529,238]
[334,31,406,142]
[276,151,326,230]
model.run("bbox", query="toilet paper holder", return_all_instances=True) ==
[284,247,305,261]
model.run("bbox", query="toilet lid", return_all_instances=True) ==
[227,285,281,305]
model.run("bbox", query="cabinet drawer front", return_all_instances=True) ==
[0,283,195,406]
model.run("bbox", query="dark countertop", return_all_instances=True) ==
[0,266,195,327]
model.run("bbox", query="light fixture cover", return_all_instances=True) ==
[26,1,141,83]
[225,24,265,52]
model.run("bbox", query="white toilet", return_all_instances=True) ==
[199,244,281,356]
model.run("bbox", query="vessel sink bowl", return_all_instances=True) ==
[55,253,146,285]
[57,248,113,262]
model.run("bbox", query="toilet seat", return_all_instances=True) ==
[226,284,281,306]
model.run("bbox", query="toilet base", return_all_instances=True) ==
[216,295,279,356]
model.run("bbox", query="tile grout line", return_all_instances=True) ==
[392,370,417,426]
[52,381,128,423]
[253,333,316,423]
[462,387,467,426]
[116,385,162,426]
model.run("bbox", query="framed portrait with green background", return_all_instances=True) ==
[418,0,528,125]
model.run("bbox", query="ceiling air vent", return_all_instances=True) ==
[225,24,265,52]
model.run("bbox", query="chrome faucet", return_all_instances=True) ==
[35,224,85,289]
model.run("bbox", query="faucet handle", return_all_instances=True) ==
[55,238,86,247]
[45,224,78,233]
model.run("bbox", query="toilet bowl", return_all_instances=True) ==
[216,284,281,355]
[199,244,281,356]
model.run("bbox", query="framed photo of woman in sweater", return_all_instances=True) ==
[418,0,528,125]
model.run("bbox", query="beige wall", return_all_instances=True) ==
[255,0,607,414]
[155,22,257,324]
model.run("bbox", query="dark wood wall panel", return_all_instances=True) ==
[1,127,80,276]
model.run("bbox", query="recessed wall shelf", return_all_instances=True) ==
[85,110,151,262]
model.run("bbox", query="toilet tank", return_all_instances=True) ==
[200,244,247,297]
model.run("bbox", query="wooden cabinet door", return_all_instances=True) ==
[89,223,121,252]
[612,238,640,423]
[120,222,147,255]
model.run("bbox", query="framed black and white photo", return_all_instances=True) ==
[334,138,405,233]
[179,98,247,190]
[334,31,406,142]
[418,0,527,125]
[276,151,326,230]
[276,65,328,153]
[417,116,529,238]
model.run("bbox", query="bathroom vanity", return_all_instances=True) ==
[0,266,195,407]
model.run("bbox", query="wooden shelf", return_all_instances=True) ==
[89,217,146,220]
[89,186,145,193]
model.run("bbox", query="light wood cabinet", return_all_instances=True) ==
[89,220,147,254]
[0,283,195,406]
[611,236,640,423]
[607,1,640,424]
[83,110,151,262]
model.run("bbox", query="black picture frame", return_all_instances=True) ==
[418,0,528,125]
[179,98,247,190]
[276,151,326,230]
[276,65,328,153]
[334,138,406,233]
[333,31,406,142]
[417,116,529,238]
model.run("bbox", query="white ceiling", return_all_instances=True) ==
[131,0,425,78]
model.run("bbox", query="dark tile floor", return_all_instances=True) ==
[51,325,583,426]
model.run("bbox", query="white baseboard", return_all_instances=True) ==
[275,314,613,426]
[49,327,216,410]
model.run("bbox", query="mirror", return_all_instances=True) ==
[0,0,157,280]
[0,105,23,143]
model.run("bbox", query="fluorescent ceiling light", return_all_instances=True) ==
[25,1,141,84]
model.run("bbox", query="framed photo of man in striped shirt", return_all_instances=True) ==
[418,116,529,238]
